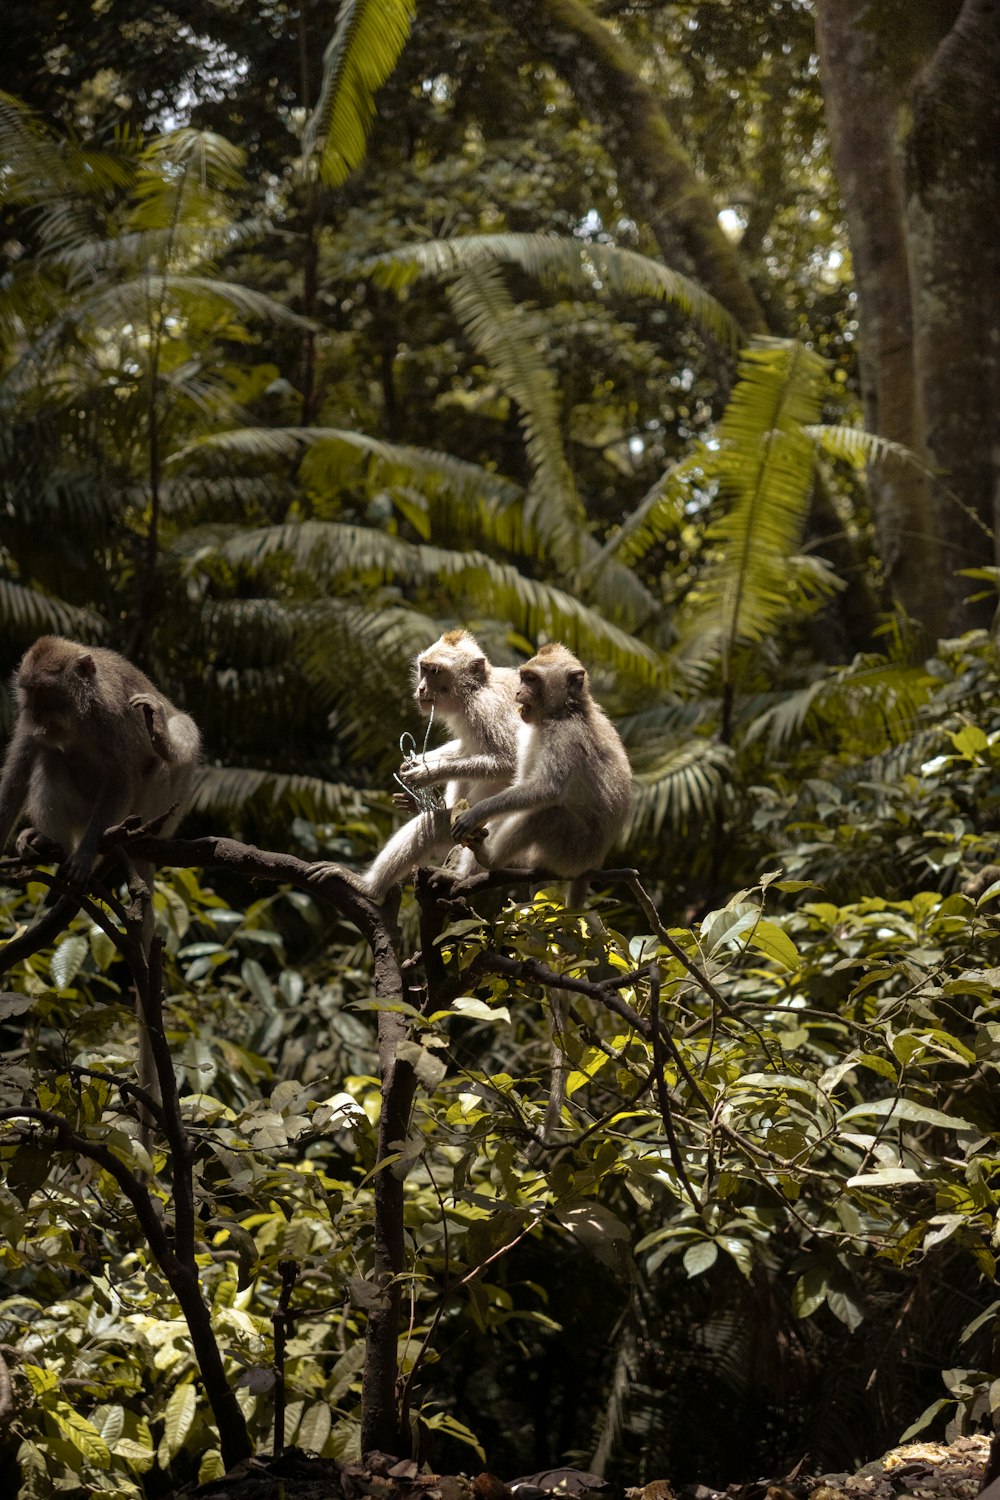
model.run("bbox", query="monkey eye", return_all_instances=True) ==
[520,671,538,686]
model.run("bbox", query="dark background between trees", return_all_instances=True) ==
[1,2,1000,1496]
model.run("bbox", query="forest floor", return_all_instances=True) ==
[183,1433,993,1500]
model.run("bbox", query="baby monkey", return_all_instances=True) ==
[451,642,632,906]
[314,629,520,901]
[0,634,200,885]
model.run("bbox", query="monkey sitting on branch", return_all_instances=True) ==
[0,635,201,888]
[0,635,201,1142]
[451,642,633,908]
[313,629,521,901]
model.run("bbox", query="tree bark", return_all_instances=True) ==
[816,0,1000,636]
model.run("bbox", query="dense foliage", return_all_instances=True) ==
[0,2,998,1497]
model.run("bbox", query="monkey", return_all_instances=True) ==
[0,635,201,1140]
[450,642,632,908]
[312,630,521,901]
[450,642,632,1146]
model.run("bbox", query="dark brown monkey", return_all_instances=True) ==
[314,629,521,900]
[0,636,201,1143]
[0,635,200,883]
[451,641,632,907]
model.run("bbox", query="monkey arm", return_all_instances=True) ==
[451,777,556,840]
[401,750,513,789]
[0,734,34,850]
[59,776,134,887]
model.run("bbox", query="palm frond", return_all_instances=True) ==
[190,766,359,825]
[181,521,664,685]
[747,657,937,753]
[0,581,108,643]
[171,425,523,507]
[588,450,708,572]
[302,0,416,187]
[626,739,734,839]
[804,424,929,473]
[447,261,586,567]
[675,338,834,672]
[363,233,740,348]
[76,276,312,332]
[0,91,134,252]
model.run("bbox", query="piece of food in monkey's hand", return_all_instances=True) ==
[452,800,486,844]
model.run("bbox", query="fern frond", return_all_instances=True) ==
[302,0,416,186]
[363,232,740,348]
[76,276,311,332]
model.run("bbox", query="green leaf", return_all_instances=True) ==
[50,1406,111,1469]
[297,1403,333,1455]
[50,934,88,989]
[839,1098,974,1131]
[683,1240,719,1278]
[747,919,799,970]
[158,1383,197,1465]
[198,1450,226,1484]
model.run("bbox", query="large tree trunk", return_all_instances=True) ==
[816,0,1000,637]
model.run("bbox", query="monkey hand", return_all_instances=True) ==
[130,693,171,759]
[393,788,421,813]
[451,808,487,845]
[398,759,438,790]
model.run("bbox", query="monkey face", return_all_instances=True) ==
[415,659,448,713]
[515,668,542,722]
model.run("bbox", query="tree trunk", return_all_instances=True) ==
[905,0,1000,632]
[815,0,1000,637]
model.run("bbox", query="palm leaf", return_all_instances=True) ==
[0,581,108,642]
[626,739,734,839]
[302,0,416,186]
[804,424,929,473]
[181,520,664,685]
[447,261,586,568]
[363,232,740,349]
[171,425,523,507]
[675,338,836,673]
[190,766,359,825]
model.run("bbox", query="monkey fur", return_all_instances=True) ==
[0,635,201,1142]
[0,635,200,884]
[315,629,521,901]
[451,641,633,908]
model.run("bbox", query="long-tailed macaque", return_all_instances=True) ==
[0,635,201,1139]
[0,636,200,882]
[451,641,632,1144]
[314,629,521,900]
[451,641,632,907]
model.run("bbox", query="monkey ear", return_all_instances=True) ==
[469,655,487,680]
[567,668,586,693]
[75,653,97,678]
